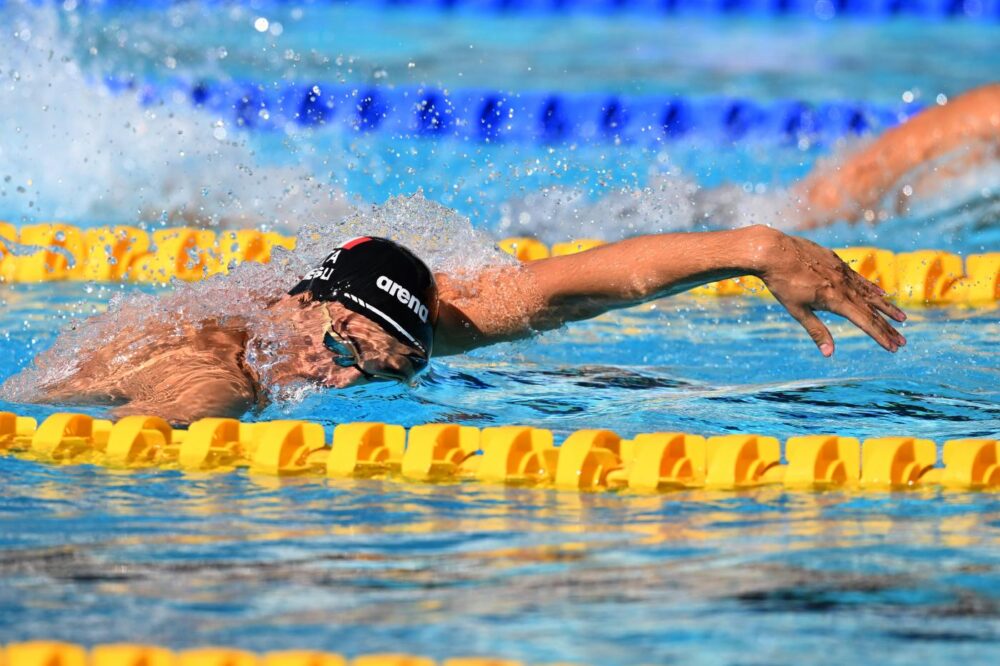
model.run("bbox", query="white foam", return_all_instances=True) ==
[0,4,516,406]
[0,192,512,405]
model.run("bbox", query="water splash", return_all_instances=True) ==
[0,3,512,412]
[0,3,348,230]
[0,193,512,409]
[294,193,510,276]
[496,171,802,243]
[496,139,999,245]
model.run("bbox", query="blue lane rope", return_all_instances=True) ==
[73,0,1000,21]
[112,77,922,145]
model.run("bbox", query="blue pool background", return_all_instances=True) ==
[1,2,999,664]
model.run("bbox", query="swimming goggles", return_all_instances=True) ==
[323,325,428,383]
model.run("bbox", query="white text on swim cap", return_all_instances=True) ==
[377,275,429,323]
[301,250,341,281]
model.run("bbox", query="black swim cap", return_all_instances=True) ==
[288,237,438,358]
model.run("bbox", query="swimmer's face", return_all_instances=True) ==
[321,302,428,386]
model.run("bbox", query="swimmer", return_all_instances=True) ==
[16,228,905,426]
[8,84,998,425]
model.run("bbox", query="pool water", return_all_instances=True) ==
[1,2,999,664]
[1,456,998,666]
[72,4,1000,103]
[2,282,998,663]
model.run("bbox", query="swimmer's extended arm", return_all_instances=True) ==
[796,83,1000,227]
[435,225,906,357]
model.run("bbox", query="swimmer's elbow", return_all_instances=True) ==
[589,272,659,304]
[624,274,661,302]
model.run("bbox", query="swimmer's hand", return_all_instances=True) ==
[435,225,906,357]
[755,229,906,355]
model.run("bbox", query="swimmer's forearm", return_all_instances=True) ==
[438,226,903,355]
[519,226,906,355]
[432,227,773,354]
[523,225,775,326]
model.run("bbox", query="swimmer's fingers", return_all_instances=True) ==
[849,273,908,323]
[841,273,908,345]
[869,291,908,324]
[787,305,835,357]
[830,298,904,353]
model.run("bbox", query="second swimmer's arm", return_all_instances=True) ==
[797,83,1000,227]
[435,226,906,357]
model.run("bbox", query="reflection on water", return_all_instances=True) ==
[1,457,998,665]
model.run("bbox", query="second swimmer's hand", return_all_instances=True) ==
[754,228,907,356]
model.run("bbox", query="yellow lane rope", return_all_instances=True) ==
[0,223,295,284]
[2,412,997,492]
[0,224,996,305]
[0,642,531,666]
